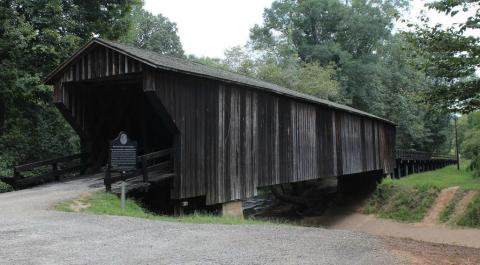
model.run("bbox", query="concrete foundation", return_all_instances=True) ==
[222,200,244,218]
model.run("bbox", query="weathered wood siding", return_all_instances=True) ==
[52,44,142,102]
[145,68,396,205]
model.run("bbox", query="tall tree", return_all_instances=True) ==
[0,0,141,175]
[120,8,184,57]
[410,0,480,113]
[250,0,408,114]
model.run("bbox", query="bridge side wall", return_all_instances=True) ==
[146,68,396,205]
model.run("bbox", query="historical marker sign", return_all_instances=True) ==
[110,131,137,172]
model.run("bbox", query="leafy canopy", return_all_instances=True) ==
[409,0,480,113]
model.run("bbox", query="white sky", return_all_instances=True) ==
[144,0,476,58]
[144,0,273,58]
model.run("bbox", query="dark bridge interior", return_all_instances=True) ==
[62,80,174,170]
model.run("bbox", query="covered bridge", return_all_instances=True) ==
[45,38,396,207]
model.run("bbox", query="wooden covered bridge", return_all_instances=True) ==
[42,38,397,209]
[41,38,399,211]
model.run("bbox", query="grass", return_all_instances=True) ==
[383,161,480,190]
[364,182,440,222]
[439,189,465,223]
[55,192,280,225]
[55,200,75,212]
[458,193,480,228]
[365,160,480,227]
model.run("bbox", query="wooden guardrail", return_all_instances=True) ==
[9,153,89,188]
[395,149,456,161]
[393,149,457,179]
[104,148,173,192]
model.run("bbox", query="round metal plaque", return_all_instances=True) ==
[120,133,128,145]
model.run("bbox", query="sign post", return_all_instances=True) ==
[109,131,137,210]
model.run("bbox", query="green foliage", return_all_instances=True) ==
[409,0,480,113]
[291,62,339,99]
[250,0,408,110]
[384,162,480,190]
[0,181,13,193]
[457,193,480,228]
[458,112,480,177]
[119,7,184,57]
[0,0,141,174]
[470,156,480,178]
[201,46,340,100]
[187,55,226,69]
[56,192,278,225]
[364,182,440,222]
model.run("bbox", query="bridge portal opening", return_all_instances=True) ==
[60,79,175,171]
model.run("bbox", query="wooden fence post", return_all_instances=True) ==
[141,156,148,183]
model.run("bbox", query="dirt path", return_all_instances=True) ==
[302,203,480,264]
[453,190,478,221]
[303,206,480,249]
[382,236,480,265]
[423,186,458,224]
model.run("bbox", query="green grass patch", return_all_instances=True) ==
[384,161,480,190]
[0,181,13,193]
[55,192,280,225]
[457,193,480,228]
[364,182,440,222]
[439,189,466,223]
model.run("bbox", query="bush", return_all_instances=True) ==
[469,155,480,178]
[0,181,13,193]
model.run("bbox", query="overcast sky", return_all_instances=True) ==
[144,0,473,58]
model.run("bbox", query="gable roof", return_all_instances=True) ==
[45,38,394,125]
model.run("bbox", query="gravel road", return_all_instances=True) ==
[0,177,406,265]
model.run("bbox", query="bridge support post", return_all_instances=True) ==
[105,164,112,192]
[52,162,59,181]
[222,200,243,218]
